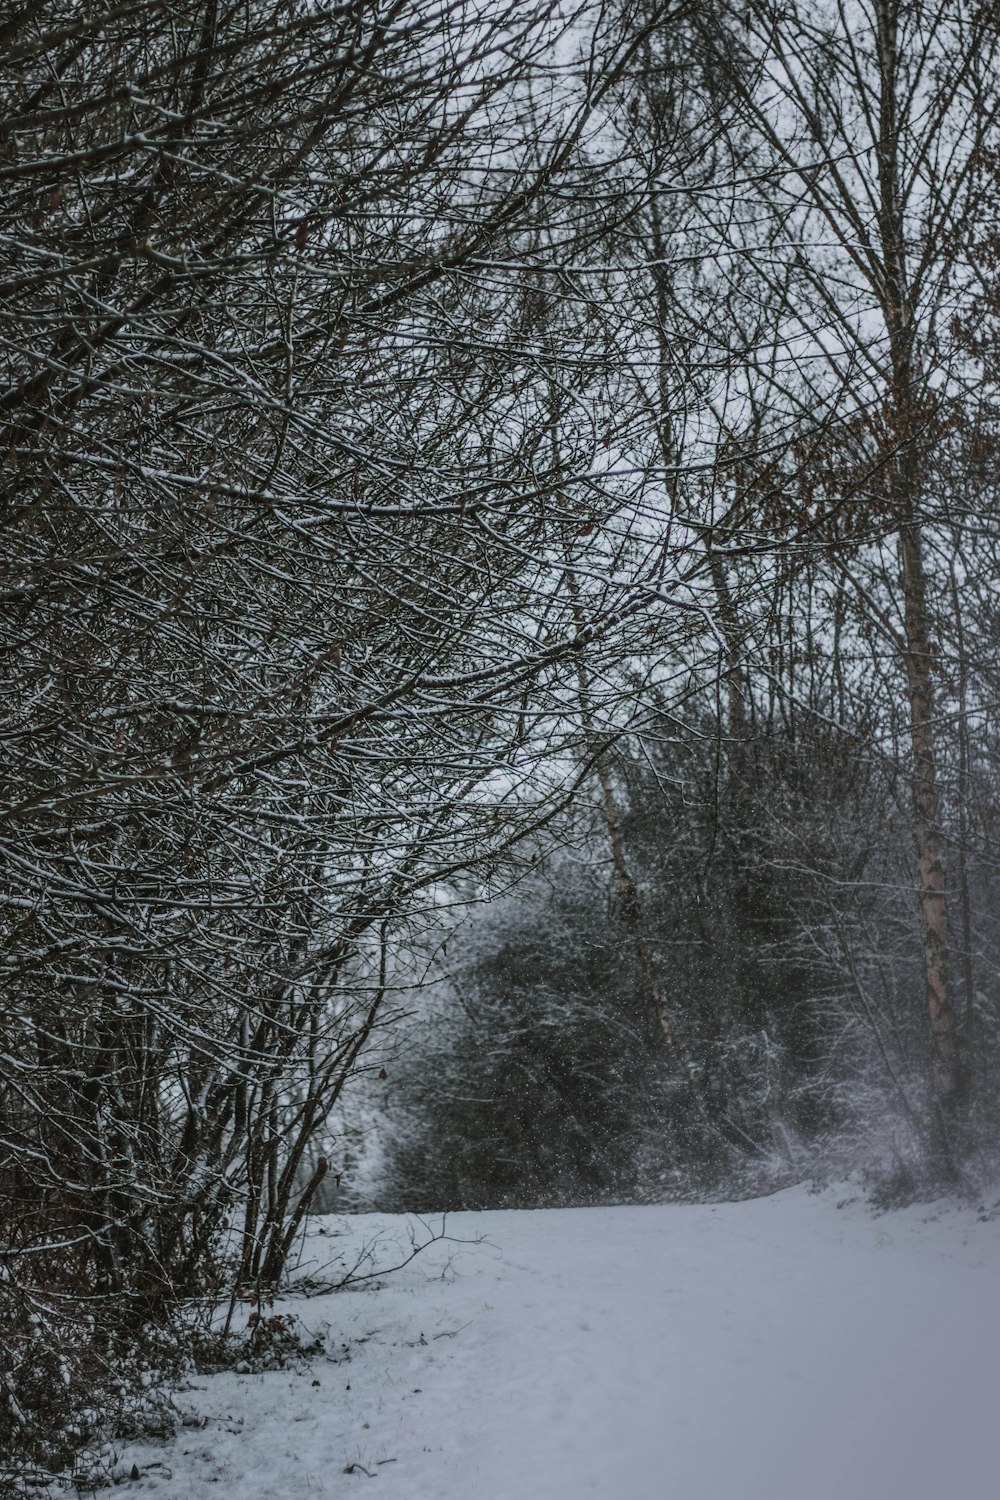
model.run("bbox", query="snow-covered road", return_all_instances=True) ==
[125,1186,1000,1499]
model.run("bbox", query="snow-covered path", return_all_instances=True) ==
[125,1186,1000,1499]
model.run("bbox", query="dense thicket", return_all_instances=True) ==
[379,665,1000,1211]
[4,0,1000,1485]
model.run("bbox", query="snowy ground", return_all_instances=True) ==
[120,1185,1000,1499]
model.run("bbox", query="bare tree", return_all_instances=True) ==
[644,0,1000,1168]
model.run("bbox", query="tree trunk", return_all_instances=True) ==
[874,0,957,1150]
[898,517,957,1120]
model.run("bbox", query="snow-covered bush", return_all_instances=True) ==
[0,1278,182,1493]
[375,871,730,1212]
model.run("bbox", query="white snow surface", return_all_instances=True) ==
[123,1184,1000,1499]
